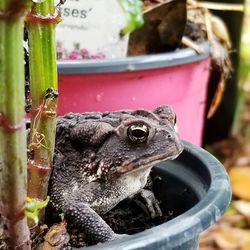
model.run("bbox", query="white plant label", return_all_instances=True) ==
[56,0,129,59]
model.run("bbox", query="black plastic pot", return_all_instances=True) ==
[83,141,231,250]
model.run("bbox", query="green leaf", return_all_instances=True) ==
[119,0,144,36]
[25,196,50,224]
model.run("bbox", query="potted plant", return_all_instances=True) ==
[54,0,240,146]
[55,0,210,146]
[0,0,231,249]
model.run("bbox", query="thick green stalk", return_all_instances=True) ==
[0,1,30,249]
[26,0,58,205]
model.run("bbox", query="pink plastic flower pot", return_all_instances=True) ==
[57,43,211,146]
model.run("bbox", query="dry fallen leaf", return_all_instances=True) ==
[128,0,187,55]
[184,1,235,118]
[234,200,250,225]
[230,167,250,201]
[220,210,247,228]
[37,222,70,250]
[213,227,250,249]
[207,74,225,119]
[242,242,250,250]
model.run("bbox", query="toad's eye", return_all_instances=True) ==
[127,124,149,143]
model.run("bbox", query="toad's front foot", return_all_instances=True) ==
[65,204,117,244]
[137,189,162,218]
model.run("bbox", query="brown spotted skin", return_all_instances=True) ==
[49,106,183,243]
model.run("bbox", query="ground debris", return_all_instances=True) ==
[200,199,250,249]
[200,225,250,250]
[202,138,250,249]
[36,222,70,250]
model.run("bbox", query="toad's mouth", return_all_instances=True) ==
[116,146,183,175]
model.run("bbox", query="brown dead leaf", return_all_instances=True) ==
[234,200,250,225]
[242,242,250,250]
[234,200,250,218]
[230,167,250,201]
[37,222,70,250]
[207,74,225,119]
[210,15,231,49]
[128,0,187,55]
[213,227,250,249]
[200,224,250,250]
[220,211,247,228]
[185,2,233,118]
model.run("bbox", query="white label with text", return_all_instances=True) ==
[56,0,128,60]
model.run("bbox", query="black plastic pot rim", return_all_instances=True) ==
[57,42,210,75]
[84,141,231,250]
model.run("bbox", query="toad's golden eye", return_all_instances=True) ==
[127,124,149,143]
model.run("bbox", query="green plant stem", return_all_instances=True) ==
[26,0,58,207]
[0,1,31,249]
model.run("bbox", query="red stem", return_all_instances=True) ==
[0,112,24,132]
[25,8,61,24]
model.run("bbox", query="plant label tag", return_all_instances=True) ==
[56,0,129,60]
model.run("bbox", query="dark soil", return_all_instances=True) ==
[103,196,174,235]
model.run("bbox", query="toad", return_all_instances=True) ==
[49,105,183,244]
